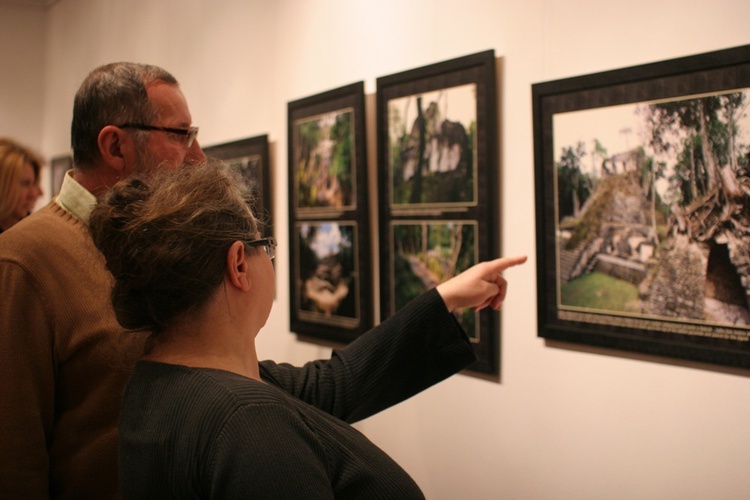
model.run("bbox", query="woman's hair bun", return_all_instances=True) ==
[88,161,260,334]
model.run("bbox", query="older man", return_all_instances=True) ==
[0,62,205,499]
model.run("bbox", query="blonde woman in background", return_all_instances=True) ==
[0,137,44,234]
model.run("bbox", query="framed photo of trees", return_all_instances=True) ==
[203,134,273,237]
[287,82,373,344]
[533,44,750,369]
[377,51,500,376]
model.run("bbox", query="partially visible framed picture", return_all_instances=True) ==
[204,135,272,237]
[377,50,500,376]
[288,82,372,344]
[533,44,750,368]
[49,155,72,197]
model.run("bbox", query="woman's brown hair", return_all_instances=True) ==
[89,160,261,334]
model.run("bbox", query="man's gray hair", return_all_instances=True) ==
[71,62,178,169]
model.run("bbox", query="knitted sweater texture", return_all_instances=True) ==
[0,202,145,499]
[119,289,476,499]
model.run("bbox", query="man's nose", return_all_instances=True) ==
[188,140,207,163]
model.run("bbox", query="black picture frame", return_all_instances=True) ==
[533,44,750,369]
[377,50,500,376]
[203,135,273,238]
[287,82,372,344]
[49,155,72,197]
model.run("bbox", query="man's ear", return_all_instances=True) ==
[97,125,136,175]
[226,241,251,291]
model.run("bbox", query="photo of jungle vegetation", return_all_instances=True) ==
[555,89,750,330]
[387,84,477,207]
[391,221,478,339]
[296,222,358,325]
[293,109,355,210]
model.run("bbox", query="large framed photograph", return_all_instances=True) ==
[288,82,372,344]
[204,135,273,237]
[377,51,500,376]
[533,44,750,368]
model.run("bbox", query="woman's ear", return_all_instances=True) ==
[226,241,251,291]
[98,125,137,176]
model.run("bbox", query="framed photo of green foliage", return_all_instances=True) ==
[533,44,750,369]
[203,134,273,237]
[390,221,480,339]
[377,51,500,376]
[288,82,372,344]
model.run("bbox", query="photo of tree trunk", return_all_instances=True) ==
[554,89,750,331]
[296,222,358,325]
[391,221,478,339]
[293,109,355,210]
[387,84,477,207]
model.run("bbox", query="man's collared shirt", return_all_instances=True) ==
[55,170,97,223]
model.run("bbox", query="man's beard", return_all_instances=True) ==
[132,144,168,175]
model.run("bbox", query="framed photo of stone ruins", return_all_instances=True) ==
[533,44,750,369]
[377,50,500,376]
[287,82,373,344]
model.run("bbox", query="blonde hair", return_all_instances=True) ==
[0,137,44,223]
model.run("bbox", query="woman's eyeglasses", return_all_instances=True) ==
[245,237,276,260]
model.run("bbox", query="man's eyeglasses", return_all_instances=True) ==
[118,123,199,148]
[245,237,276,260]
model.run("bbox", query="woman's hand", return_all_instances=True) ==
[436,255,527,313]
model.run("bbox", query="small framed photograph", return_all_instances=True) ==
[49,155,72,197]
[203,135,273,237]
[533,44,750,368]
[294,221,361,328]
[377,51,500,376]
[288,82,372,344]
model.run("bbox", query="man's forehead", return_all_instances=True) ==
[146,81,192,126]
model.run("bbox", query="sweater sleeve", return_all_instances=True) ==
[0,261,56,498]
[207,403,335,499]
[260,288,477,423]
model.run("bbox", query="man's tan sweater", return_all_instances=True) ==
[0,202,145,499]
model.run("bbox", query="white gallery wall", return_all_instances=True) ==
[0,4,45,152]
[3,0,749,498]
